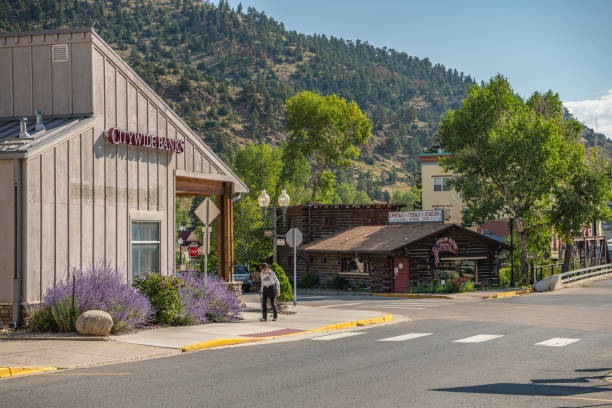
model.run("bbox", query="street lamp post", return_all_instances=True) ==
[258,189,290,264]
[178,225,186,267]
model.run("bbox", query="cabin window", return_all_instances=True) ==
[131,221,161,279]
[433,176,451,192]
[339,257,372,275]
[324,217,337,227]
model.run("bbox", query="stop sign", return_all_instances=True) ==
[188,246,199,257]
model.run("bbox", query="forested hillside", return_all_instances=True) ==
[2,0,608,201]
[0,0,479,200]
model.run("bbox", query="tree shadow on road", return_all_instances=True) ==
[431,367,612,401]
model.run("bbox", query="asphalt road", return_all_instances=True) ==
[2,278,611,408]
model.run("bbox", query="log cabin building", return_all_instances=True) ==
[276,205,508,292]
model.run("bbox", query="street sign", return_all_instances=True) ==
[389,210,443,224]
[285,228,302,248]
[194,198,220,225]
[276,238,286,246]
[188,246,199,257]
[286,227,302,307]
[193,198,219,296]
[264,229,273,237]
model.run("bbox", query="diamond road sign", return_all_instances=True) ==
[194,198,220,225]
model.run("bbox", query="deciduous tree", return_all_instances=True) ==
[438,75,602,284]
[284,91,372,202]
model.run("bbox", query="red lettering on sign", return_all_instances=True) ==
[435,237,459,255]
[105,128,184,154]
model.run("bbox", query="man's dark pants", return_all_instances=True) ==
[261,286,277,320]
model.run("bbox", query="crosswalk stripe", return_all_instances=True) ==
[535,338,581,347]
[378,333,433,342]
[453,334,504,343]
[378,302,446,305]
[318,302,363,308]
[312,332,364,341]
[369,306,426,309]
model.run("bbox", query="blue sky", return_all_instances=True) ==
[227,0,612,138]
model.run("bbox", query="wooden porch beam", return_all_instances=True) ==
[176,176,224,196]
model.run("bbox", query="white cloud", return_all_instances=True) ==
[565,90,612,140]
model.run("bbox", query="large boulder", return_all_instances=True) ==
[75,310,113,336]
[534,274,563,292]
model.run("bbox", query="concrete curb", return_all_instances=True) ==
[484,289,533,299]
[179,314,393,352]
[372,293,453,299]
[0,366,57,378]
[0,336,109,341]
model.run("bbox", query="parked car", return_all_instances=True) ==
[233,265,253,292]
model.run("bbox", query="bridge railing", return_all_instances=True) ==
[559,263,612,284]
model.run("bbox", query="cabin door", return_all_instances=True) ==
[393,257,410,292]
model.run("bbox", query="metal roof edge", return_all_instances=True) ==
[0,27,93,38]
[0,116,96,158]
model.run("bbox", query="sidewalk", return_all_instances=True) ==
[299,287,533,300]
[0,302,392,372]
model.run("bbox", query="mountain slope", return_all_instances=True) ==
[1,0,479,199]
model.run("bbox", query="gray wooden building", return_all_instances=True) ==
[0,28,247,326]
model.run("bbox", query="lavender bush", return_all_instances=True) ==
[29,264,153,333]
[179,271,243,323]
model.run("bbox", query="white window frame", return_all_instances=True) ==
[433,176,451,192]
[129,211,165,282]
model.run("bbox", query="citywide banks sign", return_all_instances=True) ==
[106,128,185,154]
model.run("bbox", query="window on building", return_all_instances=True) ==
[132,221,160,279]
[324,217,337,227]
[433,176,451,192]
[340,257,372,275]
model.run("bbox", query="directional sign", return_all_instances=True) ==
[194,198,220,225]
[286,227,302,248]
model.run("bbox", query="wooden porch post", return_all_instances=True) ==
[216,182,234,282]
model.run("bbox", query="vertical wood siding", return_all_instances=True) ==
[17,36,235,302]
[0,32,93,118]
[0,160,15,302]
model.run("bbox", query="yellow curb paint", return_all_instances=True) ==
[357,314,393,326]
[179,314,393,352]
[0,367,57,378]
[180,337,262,352]
[489,289,533,299]
[372,293,453,299]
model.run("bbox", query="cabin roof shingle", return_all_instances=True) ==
[301,223,509,254]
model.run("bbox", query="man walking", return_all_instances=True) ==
[259,263,280,321]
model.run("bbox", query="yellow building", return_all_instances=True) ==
[419,151,464,224]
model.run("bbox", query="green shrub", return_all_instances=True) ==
[28,299,80,333]
[326,275,352,290]
[499,267,511,288]
[133,273,188,325]
[270,263,293,302]
[300,273,319,289]
[409,278,474,293]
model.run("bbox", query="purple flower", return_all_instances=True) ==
[40,264,153,332]
[179,271,243,323]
